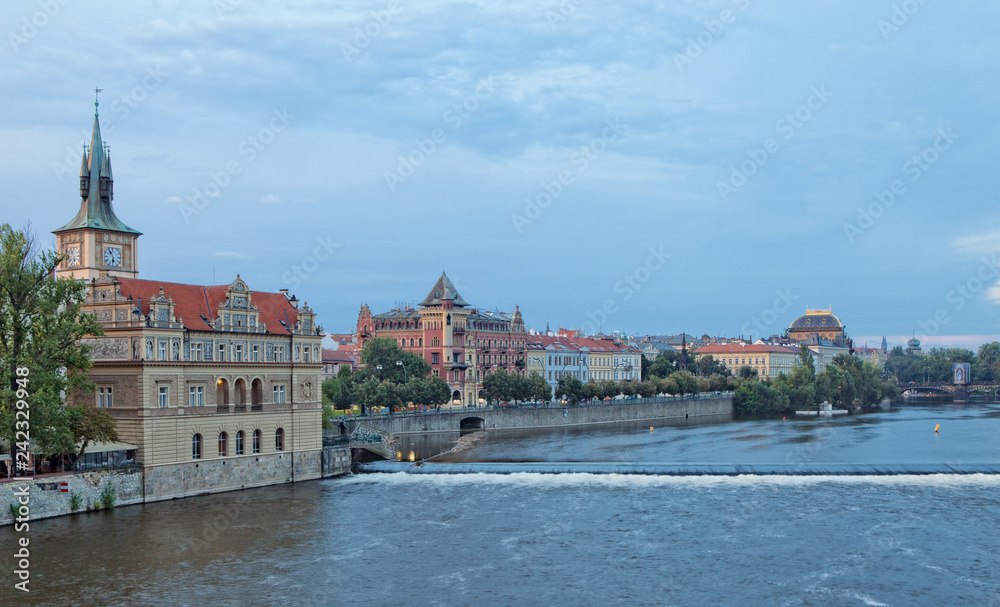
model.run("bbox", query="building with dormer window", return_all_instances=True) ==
[53,103,326,500]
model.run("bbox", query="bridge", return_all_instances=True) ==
[903,381,1000,400]
[342,394,733,440]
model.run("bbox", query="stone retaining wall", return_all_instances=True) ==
[0,468,143,526]
[1,446,352,526]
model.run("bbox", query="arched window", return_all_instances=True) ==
[235,430,244,455]
[218,432,228,457]
[252,429,261,454]
[275,428,284,452]
[217,378,230,405]
[192,434,202,459]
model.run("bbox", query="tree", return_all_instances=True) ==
[483,367,512,403]
[65,403,118,459]
[695,355,729,377]
[556,376,586,403]
[425,376,451,407]
[360,337,430,384]
[974,342,1000,381]
[0,225,107,466]
[527,372,552,401]
[734,380,789,415]
[738,365,758,380]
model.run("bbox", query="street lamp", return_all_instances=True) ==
[396,360,408,413]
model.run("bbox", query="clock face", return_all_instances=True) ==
[104,247,122,267]
[67,245,80,266]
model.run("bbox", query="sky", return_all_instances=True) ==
[2,0,999,351]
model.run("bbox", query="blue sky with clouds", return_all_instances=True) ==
[2,0,999,349]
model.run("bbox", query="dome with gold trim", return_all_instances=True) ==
[789,309,843,332]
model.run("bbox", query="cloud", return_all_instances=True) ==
[259,194,280,203]
[952,231,1000,256]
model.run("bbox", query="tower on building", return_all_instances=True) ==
[53,93,141,281]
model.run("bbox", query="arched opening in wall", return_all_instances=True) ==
[451,390,462,406]
[234,378,247,405]
[275,428,285,452]
[251,379,263,405]
[217,378,230,406]
[460,417,485,433]
[218,432,228,457]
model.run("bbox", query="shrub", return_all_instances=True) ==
[70,493,83,512]
[99,485,117,509]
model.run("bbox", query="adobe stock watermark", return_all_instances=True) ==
[213,0,244,19]
[341,0,402,60]
[282,236,339,289]
[673,0,752,71]
[878,0,931,41]
[510,117,627,234]
[843,127,959,244]
[545,0,586,29]
[579,245,670,335]
[740,288,798,336]
[51,66,169,181]
[179,107,295,223]
[913,253,1000,339]
[384,77,496,191]
[8,0,71,53]
[716,85,832,202]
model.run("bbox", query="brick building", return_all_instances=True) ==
[356,273,527,405]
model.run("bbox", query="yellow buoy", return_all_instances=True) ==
[650,426,654,432]
[935,424,940,433]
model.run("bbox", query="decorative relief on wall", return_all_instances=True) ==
[83,338,129,360]
[95,309,113,321]
[115,309,130,321]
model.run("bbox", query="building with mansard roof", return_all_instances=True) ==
[356,272,527,406]
[53,103,326,500]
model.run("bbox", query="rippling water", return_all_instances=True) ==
[3,402,999,606]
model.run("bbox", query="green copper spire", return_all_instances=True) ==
[54,95,140,235]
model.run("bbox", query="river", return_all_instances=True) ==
[3,400,999,606]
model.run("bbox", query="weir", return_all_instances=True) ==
[355,461,1000,476]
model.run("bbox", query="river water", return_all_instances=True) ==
[4,401,1000,606]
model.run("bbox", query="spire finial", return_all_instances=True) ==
[94,87,103,115]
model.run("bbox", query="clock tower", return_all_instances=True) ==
[53,95,141,281]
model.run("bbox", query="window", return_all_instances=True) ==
[235,431,244,455]
[235,344,244,362]
[191,342,203,361]
[189,386,204,407]
[251,345,259,362]
[158,386,169,408]
[304,348,310,363]
[273,385,285,404]
[218,344,227,362]
[158,341,166,361]
[192,434,202,459]
[253,429,261,454]
[294,346,300,362]
[275,346,285,363]
[97,386,112,408]
[432,352,440,364]
[218,432,228,457]
[275,428,284,451]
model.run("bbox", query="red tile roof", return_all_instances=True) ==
[115,278,299,335]
[695,344,799,355]
[322,348,357,364]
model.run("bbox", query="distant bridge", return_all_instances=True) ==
[903,382,1000,399]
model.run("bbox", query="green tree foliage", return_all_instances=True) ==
[556,376,587,403]
[66,403,119,458]
[527,372,552,401]
[733,380,789,415]
[0,225,109,461]
[973,342,1000,381]
[695,355,729,377]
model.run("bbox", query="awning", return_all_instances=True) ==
[80,441,139,453]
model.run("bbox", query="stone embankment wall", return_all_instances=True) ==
[1,446,352,526]
[0,468,143,526]
[350,396,733,435]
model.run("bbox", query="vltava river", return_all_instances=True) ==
[3,401,999,606]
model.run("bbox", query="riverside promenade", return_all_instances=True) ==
[343,393,733,435]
